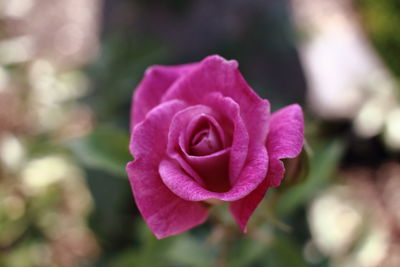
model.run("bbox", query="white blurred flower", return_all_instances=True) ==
[0,133,26,170]
[21,155,76,194]
[308,186,363,256]
[353,100,387,138]
[355,227,389,267]
[0,36,35,64]
[28,59,90,132]
[384,108,400,150]
[0,0,34,18]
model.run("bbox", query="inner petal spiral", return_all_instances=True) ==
[165,105,233,193]
[190,122,223,156]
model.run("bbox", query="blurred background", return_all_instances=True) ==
[0,0,399,266]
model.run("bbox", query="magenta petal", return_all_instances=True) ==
[162,55,270,148]
[128,55,302,236]
[166,95,251,189]
[127,162,208,239]
[267,104,304,187]
[203,93,249,186]
[162,56,270,182]
[182,148,231,193]
[172,106,232,192]
[189,123,223,156]
[230,158,284,232]
[162,96,267,200]
[131,63,197,127]
[187,113,227,149]
[230,104,304,231]
[166,105,217,187]
[128,100,208,238]
[167,105,214,157]
[159,145,268,201]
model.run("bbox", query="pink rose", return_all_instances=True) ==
[126,55,304,238]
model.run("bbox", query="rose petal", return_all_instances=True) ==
[184,111,226,155]
[267,104,304,186]
[128,55,300,237]
[166,94,254,193]
[229,104,304,231]
[131,63,197,127]
[167,93,250,186]
[189,118,223,156]
[167,105,218,187]
[167,104,232,192]
[202,93,249,185]
[127,100,208,238]
[162,55,270,149]
[230,158,283,232]
[182,147,231,192]
[159,145,268,201]
[162,56,270,181]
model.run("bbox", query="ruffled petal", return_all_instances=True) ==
[230,159,284,232]
[267,104,304,187]
[131,63,198,127]
[167,93,250,191]
[159,145,268,201]
[127,100,208,238]
[229,104,304,231]
[202,93,249,185]
[127,162,208,239]
[162,55,270,149]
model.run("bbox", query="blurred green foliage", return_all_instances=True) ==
[68,126,131,177]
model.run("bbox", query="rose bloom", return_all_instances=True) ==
[126,55,304,238]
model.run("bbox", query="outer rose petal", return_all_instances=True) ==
[131,63,197,127]
[229,159,284,232]
[127,100,208,239]
[267,104,304,186]
[230,104,304,231]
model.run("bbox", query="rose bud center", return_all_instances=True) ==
[190,124,222,156]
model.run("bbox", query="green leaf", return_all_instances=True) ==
[67,127,131,177]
